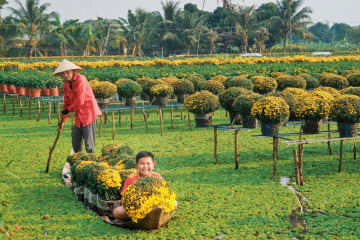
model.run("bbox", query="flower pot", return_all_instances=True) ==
[229,111,242,125]
[337,122,358,138]
[7,84,16,94]
[0,84,8,93]
[151,96,168,107]
[49,87,59,96]
[28,88,41,98]
[41,88,50,96]
[96,97,112,108]
[176,94,187,104]
[125,97,137,106]
[194,113,213,127]
[302,119,322,134]
[140,92,149,101]
[15,86,26,95]
[260,122,280,137]
[241,114,258,128]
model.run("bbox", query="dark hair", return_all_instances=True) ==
[135,151,154,164]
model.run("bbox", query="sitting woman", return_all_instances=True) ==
[113,151,178,220]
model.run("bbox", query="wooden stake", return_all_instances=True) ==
[298,144,304,185]
[57,102,60,121]
[19,97,22,117]
[214,126,219,165]
[235,130,239,169]
[339,140,343,173]
[3,94,5,114]
[293,149,300,185]
[37,98,40,121]
[12,96,15,116]
[45,118,64,173]
[170,106,174,129]
[131,109,134,130]
[328,123,332,155]
[354,138,357,160]
[159,107,164,136]
[104,111,107,124]
[99,115,102,137]
[48,102,51,125]
[42,100,44,112]
[225,111,228,117]
[180,106,183,119]
[119,110,122,127]
[142,107,149,133]
[187,111,192,131]
[272,137,278,178]
[112,111,115,139]
[29,98,32,120]
[53,102,56,114]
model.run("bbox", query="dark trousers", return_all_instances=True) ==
[71,120,97,153]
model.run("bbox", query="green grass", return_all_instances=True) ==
[0,95,359,239]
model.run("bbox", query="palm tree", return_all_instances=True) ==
[234,5,257,53]
[253,27,269,54]
[7,0,55,57]
[205,28,220,54]
[0,16,21,56]
[272,0,312,53]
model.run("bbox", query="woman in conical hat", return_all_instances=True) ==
[54,59,102,153]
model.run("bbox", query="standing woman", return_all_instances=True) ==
[53,59,102,153]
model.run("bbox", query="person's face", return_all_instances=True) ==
[60,70,75,81]
[136,156,154,177]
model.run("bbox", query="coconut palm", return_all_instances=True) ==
[254,27,269,54]
[0,16,21,56]
[234,5,257,53]
[7,0,55,57]
[272,0,312,53]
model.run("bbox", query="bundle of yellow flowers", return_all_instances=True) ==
[252,77,278,95]
[91,81,117,99]
[115,78,131,86]
[283,87,309,101]
[312,87,340,98]
[251,96,289,123]
[97,168,122,190]
[293,96,329,120]
[330,94,360,123]
[149,84,174,97]
[122,177,176,223]
[184,90,220,114]
[310,90,335,105]
[210,75,227,84]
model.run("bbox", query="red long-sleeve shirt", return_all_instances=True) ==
[121,171,163,195]
[62,73,102,127]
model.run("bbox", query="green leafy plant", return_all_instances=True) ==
[219,87,251,112]
[278,76,306,91]
[347,73,360,87]
[225,76,253,90]
[319,73,349,90]
[150,84,174,97]
[172,79,194,95]
[233,93,263,116]
[117,81,142,98]
[200,80,225,95]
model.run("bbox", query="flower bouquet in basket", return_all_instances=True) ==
[330,94,360,137]
[149,84,173,106]
[117,81,142,106]
[91,80,117,108]
[233,93,263,128]
[122,177,176,228]
[251,96,289,136]
[293,96,330,134]
[184,90,220,127]
[172,79,194,103]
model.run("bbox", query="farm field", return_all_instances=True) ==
[0,96,359,239]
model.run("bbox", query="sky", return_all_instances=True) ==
[2,0,360,26]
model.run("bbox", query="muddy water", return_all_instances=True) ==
[280,177,308,234]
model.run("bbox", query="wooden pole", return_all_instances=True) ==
[53,102,56,114]
[104,111,107,124]
[170,106,174,129]
[339,140,343,173]
[272,137,278,179]
[99,115,102,137]
[42,100,44,112]
[37,98,40,121]
[29,98,32,120]
[142,107,149,133]
[48,102,51,125]
[119,110,122,127]
[131,109,134,130]
[159,107,164,136]
[112,111,115,139]
[293,149,300,185]
[3,94,5,114]
[180,106,183,119]
[19,97,22,117]
[187,111,192,131]
[214,126,219,165]
[24,97,26,107]
[12,96,15,116]
[328,123,332,155]
[57,102,60,121]
[354,138,357,160]
[235,130,239,169]
[225,111,228,117]
[45,118,64,173]
[299,143,304,186]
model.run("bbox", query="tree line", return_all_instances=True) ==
[0,0,359,58]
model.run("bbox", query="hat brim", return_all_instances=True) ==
[53,59,82,76]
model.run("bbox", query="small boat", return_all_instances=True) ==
[62,163,173,230]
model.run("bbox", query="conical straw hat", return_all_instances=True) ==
[53,59,82,76]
